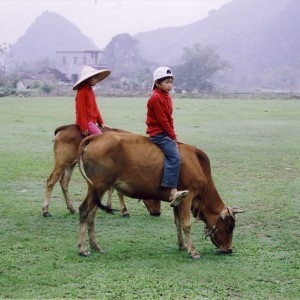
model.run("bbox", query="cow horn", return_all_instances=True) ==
[220,206,244,220]
[231,206,245,214]
[220,206,231,219]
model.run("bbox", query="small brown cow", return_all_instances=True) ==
[42,125,161,217]
[77,131,244,259]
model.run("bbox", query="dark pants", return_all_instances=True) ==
[150,133,181,188]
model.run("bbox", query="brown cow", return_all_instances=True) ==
[42,125,161,217]
[77,132,244,259]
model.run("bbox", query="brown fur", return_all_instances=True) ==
[42,125,160,217]
[77,132,243,258]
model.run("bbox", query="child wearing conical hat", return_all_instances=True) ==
[73,66,111,136]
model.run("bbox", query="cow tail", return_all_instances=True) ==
[79,136,114,214]
[92,191,114,214]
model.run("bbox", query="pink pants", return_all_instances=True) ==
[87,122,102,135]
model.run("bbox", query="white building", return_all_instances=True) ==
[56,50,108,83]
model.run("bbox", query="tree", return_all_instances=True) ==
[261,65,300,90]
[103,33,155,89]
[0,42,12,74]
[41,82,54,94]
[173,44,230,92]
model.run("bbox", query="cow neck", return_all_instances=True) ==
[198,181,225,228]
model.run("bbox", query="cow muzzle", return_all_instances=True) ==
[150,212,161,217]
[217,247,232,254]
[206,230,232,254]
[210,235,233,254]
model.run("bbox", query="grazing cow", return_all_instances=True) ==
[42,125,161,217]
[77,132,244,259]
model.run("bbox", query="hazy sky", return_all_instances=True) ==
[0,0,232,49]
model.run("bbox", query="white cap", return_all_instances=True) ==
[152,67,173,90]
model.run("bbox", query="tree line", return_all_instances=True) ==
[1,41,229,95]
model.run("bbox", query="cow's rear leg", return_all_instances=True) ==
[117,191,129,217]
[87,205,104,252]
[78,188,104,256]
[43,167,65,217]
[106,188,113,208]
[106,189,129,217]
[59,163,76,214]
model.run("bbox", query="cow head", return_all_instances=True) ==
[142,199,161,216]
[204,206,244,253]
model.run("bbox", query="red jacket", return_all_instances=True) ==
[146,88,176,140]
[75,84,104,132]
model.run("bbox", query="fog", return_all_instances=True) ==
[0,0,231,48]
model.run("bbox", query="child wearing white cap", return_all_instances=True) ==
[146,67,189,207]
[73,66,111,137]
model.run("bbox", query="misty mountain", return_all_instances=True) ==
[103,33,154,78]
[134,0,300,88]
[10,11,98,65]
[7,0,300,90]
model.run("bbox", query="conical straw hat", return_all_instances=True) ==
[73,66,111,90]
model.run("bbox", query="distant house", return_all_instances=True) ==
[16,68,71,91]
[56,50,109,84]
[38,67,71,84]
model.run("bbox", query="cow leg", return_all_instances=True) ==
[105,189,129,217]
[42,166,66,217]
[117,191,129,217]
[106,188,113,208]
[87,205,103,252]
[180,193,201,259]
[83,187,128,219]
[59,163,76,214]
[78,192,91,256]
[78,188,103,256]
[173,206,187,250]
[182,225,200,259]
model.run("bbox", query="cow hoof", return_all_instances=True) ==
[191,253,201,259]
[79,251,90,257]
[43,212,51,217]
[69,208,76,214]
[93,249,106,254]
[177,243,187,250]
[122,213,130,218]
[91,244,106,253]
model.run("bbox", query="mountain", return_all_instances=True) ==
[103,33,154,79]
[134,0,300,89]
[10,11,98,66]
[7,0,300,90]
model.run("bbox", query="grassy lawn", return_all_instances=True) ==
[0,96,299,299]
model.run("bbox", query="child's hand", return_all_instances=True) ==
[81,130,89,137]
[100,123,105,128]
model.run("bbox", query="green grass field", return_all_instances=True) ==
[0,96,299,299]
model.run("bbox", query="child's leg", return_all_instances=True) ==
[87,122,102,135]
[150,133,180,187]
[160,139,181,188]
[150,133,189,205]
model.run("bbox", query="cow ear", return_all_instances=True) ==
[231,206,245,214]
